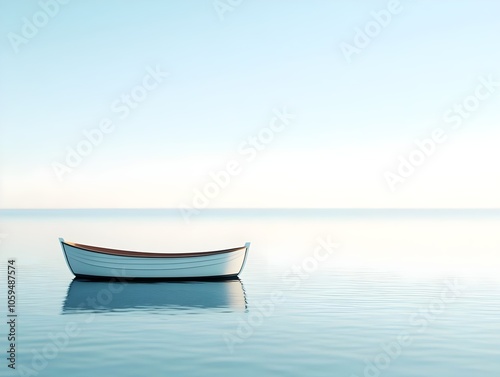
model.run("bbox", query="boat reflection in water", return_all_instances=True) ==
[62,278,247,314]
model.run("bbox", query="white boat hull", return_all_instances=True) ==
[59,238,250,279]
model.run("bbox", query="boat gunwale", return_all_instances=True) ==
[62,241,247,259]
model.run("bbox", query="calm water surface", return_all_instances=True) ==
[0,210,499,376]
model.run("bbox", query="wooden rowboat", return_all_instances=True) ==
[59,238,250,280]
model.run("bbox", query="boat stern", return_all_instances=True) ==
[238,242,251,276]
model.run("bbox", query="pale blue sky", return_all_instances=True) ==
[1,0,499,208]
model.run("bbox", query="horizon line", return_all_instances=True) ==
[1,208,499,211]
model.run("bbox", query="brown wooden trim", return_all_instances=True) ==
[64,241,246,258]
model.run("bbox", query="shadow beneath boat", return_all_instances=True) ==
[62,278,247,314]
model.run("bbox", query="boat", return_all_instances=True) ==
[59,238,250,280]
[62,279,247,313]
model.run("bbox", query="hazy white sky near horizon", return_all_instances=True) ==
[1,0,499,209]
